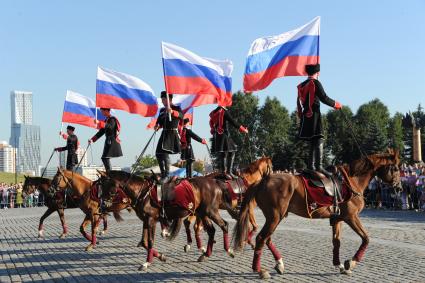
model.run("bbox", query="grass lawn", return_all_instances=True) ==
[0,172,25,184]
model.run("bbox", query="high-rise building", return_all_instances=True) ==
[11,91,33,125]
[9,91,41,175]
[0,141,16,173]
[59,147,88,168]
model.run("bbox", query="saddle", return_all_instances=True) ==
[302,168,342,200]
[215,176,247,202]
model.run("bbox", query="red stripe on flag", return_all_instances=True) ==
[243,55,320,92]
[96,94,158,117]
[165,76,232,106]
[62,112,97,128]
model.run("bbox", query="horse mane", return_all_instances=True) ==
[345,151,398,177]
[26,176,51,183]
[242,157,270,175]
[62,170,92,184]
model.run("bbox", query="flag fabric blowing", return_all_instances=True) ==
[243,16,320,92]
[96,66,158,117]
[162,42,233,106]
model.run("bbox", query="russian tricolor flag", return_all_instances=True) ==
[146,95,201,129]
[162,42,233,107]
[96,67,158,117]
[243,17,320,92]
[62,90,106,128]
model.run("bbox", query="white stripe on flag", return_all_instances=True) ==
[97,66,155,93]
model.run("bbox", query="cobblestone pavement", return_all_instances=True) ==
[1,207,425,282]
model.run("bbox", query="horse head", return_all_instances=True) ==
[97,174,120,201]
[375,148,402,190]
[22,175,34,197]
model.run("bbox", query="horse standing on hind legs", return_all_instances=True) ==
[181,157,273,254]
[22,175,108,239]
[233,149,401,279]
[51,169,130,251]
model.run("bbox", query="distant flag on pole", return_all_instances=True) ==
[243,16,320,92]
[96,66,158,117]
[62,90,106,128]
[161,42,233,106]
[146,95,197,129]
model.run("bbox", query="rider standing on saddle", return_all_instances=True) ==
[180,118,207,178]
[297,64,342,175]
[88,108,122,173]
[154,91,183,183]
[209,105,248,179]
[55,125,79,170]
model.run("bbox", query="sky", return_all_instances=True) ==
[1,0,424,168]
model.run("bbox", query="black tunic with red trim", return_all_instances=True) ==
[210,106,239,153]
[155,105,183,154]
[180,127,203,161]
[91,116,123,158]
[297,79,335,141]
[57,134,79,168]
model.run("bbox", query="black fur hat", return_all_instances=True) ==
[305,64,320,75]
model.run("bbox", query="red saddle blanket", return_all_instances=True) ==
[225,178,247,201]
[299,175,351,216]
[151,179,196,212]
[90,183,129,204]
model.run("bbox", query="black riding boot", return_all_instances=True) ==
[217,152,226,175]
[101,158,111,173]
[156,154,170,183]
[314,139,332,177]
[226,152,237,179]
[186,160,193,178]
[307,140,316,171]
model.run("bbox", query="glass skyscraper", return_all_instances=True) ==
[9,91,41,175]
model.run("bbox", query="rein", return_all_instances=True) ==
[338,166,363,198]
[340,111,369,160]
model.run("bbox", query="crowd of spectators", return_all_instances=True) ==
[0,182,44,209]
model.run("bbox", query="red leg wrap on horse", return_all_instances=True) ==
[152,249,159,258]
[38,224,44,231]
[80,227,92,241]
[223,233,230,252]
[333,241,340,266]
[206,239,214,257]
[267,241,282,260]
[252,249,262,272]
[92,234,97,247]
[247,229,255,243]
[353,243,368,262]
[195,234,202,249]
[147,248,154,263]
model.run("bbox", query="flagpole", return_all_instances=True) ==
[161,42,172,121]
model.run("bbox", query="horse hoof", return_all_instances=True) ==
[200,247,206,253]
[227,248,235,258]
[38,231,44,239]
[59,233,66,239]
[85,244,94,252]
[249,243,256,250]
[137,242,143,247]
[184,244,191,253]
[161,229,170,238]
[197,254,208,262]
[158,253,167,262]
[99,230,106,236]
[335,264,345,274]
[259,270,271,280]
[344,259,356,271]
[138,263,150,271]
[274,259,285,275]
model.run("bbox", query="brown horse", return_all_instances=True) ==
[181,157,273,253]
[233,149,401,279]
[22,176,109,239]
[51,169,130,251]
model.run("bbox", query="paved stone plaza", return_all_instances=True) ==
[1,207,425,282]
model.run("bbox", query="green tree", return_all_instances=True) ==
[355,98,390,156]
[363,120,388,154]
[227,91,260,167]
[326,106,357,163]
[131,154,158,175]
[388,112,404,153]
[256,97,291,159]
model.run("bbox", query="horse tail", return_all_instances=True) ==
[167,218,183,241]
[233,179,263,252]
[113,211,124,222]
